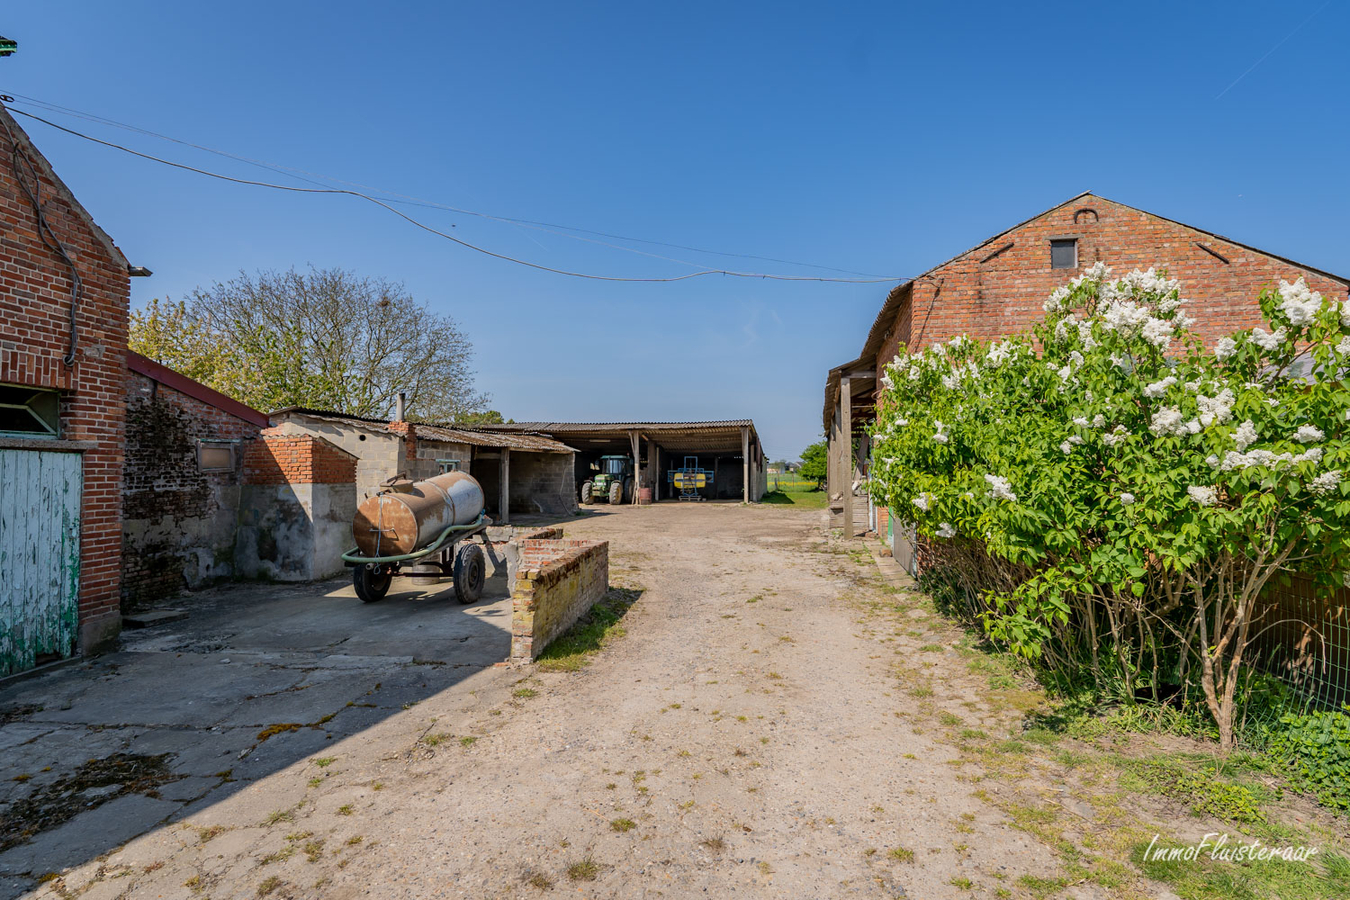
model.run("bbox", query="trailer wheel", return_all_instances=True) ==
[608,482,623,505]
[453,543,486,604]
[580,481,593,504]
[354,565,392,603]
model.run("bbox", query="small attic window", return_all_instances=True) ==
[0,384,59,437]
[1050,239,1078,270]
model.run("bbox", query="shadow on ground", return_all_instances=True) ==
[0,560,515,894]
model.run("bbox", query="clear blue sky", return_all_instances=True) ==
[3,2,1347,459]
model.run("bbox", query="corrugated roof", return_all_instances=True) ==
[269,408,574,453]
[411,424,573,453]
[480,420,754,432]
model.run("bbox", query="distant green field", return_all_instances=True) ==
[766,475,820,492]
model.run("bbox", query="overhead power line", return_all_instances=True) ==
[1,94,905,284]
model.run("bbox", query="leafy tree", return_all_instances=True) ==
[130,267,487,422]
[870,265,1350,750]
[455,409,513,426]
[799,440,828,488]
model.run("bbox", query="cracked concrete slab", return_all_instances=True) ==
[0,569,513,883]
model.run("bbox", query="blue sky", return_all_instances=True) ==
[2,2,1346,459]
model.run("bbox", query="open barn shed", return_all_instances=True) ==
[479,421,767,503]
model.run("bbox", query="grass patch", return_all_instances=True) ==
[610,817,636,832]
[566,858,599,882]
[535,588,642,672]
[760,489,827,508]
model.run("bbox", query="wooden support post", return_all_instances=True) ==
[742,426,750,503]
[630,430,641,505]
[499,448,510,525]
[646,436,658,503]
[841,376,853,535]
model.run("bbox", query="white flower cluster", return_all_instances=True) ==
[1196,389,1235,427]
[1150,407,1201,436]
[1277,278,1324,326]
[1103,425,1130,447]
[1214,446,1322,472]
[1120,492,1136,506]
[936,522,957,538]
[1187,485,1219,507]
[1250,327,1286,352]
[1309,470,1343,495]
[986,340,1017,367]
[1143,376,1176,399]
[1296,424,1325,443]
[984,473,1017,502]
[912,492,932,511]
[1234,419,1258,451]
[932,420,949,444]
[1141,316,1175,352]
[1215,336,1238,360]
[1121,267,1181,297]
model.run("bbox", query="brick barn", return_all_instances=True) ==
[824,191,1350,539]
[0,104,151,675]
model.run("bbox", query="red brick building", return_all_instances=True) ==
[0,104,149,675]
[824,192,1350,535]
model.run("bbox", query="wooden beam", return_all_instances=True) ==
[499,448,510,525]
[630,430,641,505]
[741,426,750,503]
[841,376,853,534]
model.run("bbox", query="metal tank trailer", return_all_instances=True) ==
[341,471,493,604]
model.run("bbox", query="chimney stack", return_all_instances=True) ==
[395,392,406,423]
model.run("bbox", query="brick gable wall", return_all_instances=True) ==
[242,431,358,486]
[874,197,1350,386]
[0,111,131,655]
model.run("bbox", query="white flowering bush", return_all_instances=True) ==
[870,265,1350,749]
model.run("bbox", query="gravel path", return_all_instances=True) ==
[35,502,1061,899]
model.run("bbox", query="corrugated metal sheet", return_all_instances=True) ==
[0,449,81,677]
[413,425,573,453]
[481,420,754,432]
[270,410,574,453]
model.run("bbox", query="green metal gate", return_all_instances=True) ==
[0,448,81,677]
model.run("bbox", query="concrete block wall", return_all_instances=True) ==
[121,370,263,608]
[509,452,577,515]
[509,537,609,665]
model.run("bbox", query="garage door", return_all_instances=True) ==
[0,449,81,677]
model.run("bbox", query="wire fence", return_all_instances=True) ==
[1251,574,1350,711]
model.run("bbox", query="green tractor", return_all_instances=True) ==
[580,455,634,505]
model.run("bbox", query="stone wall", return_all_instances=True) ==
[121,370,263,609]
[509,537,609,665]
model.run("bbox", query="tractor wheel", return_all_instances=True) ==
[623,477,634,504]
[580,481,593,504]
[609,481,623,505]
[354,565,392,603]
[453,543,486,604]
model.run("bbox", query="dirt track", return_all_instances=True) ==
[27,502,1064,899]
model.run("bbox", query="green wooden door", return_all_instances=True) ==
[0,449,81,676]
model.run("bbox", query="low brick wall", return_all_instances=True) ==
[510,537,609,665]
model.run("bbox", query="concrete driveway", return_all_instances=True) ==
[0,561,514,895]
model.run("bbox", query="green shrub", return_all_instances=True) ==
[1266,706,1350,810]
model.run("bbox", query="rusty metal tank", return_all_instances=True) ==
[352,471,486,557]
